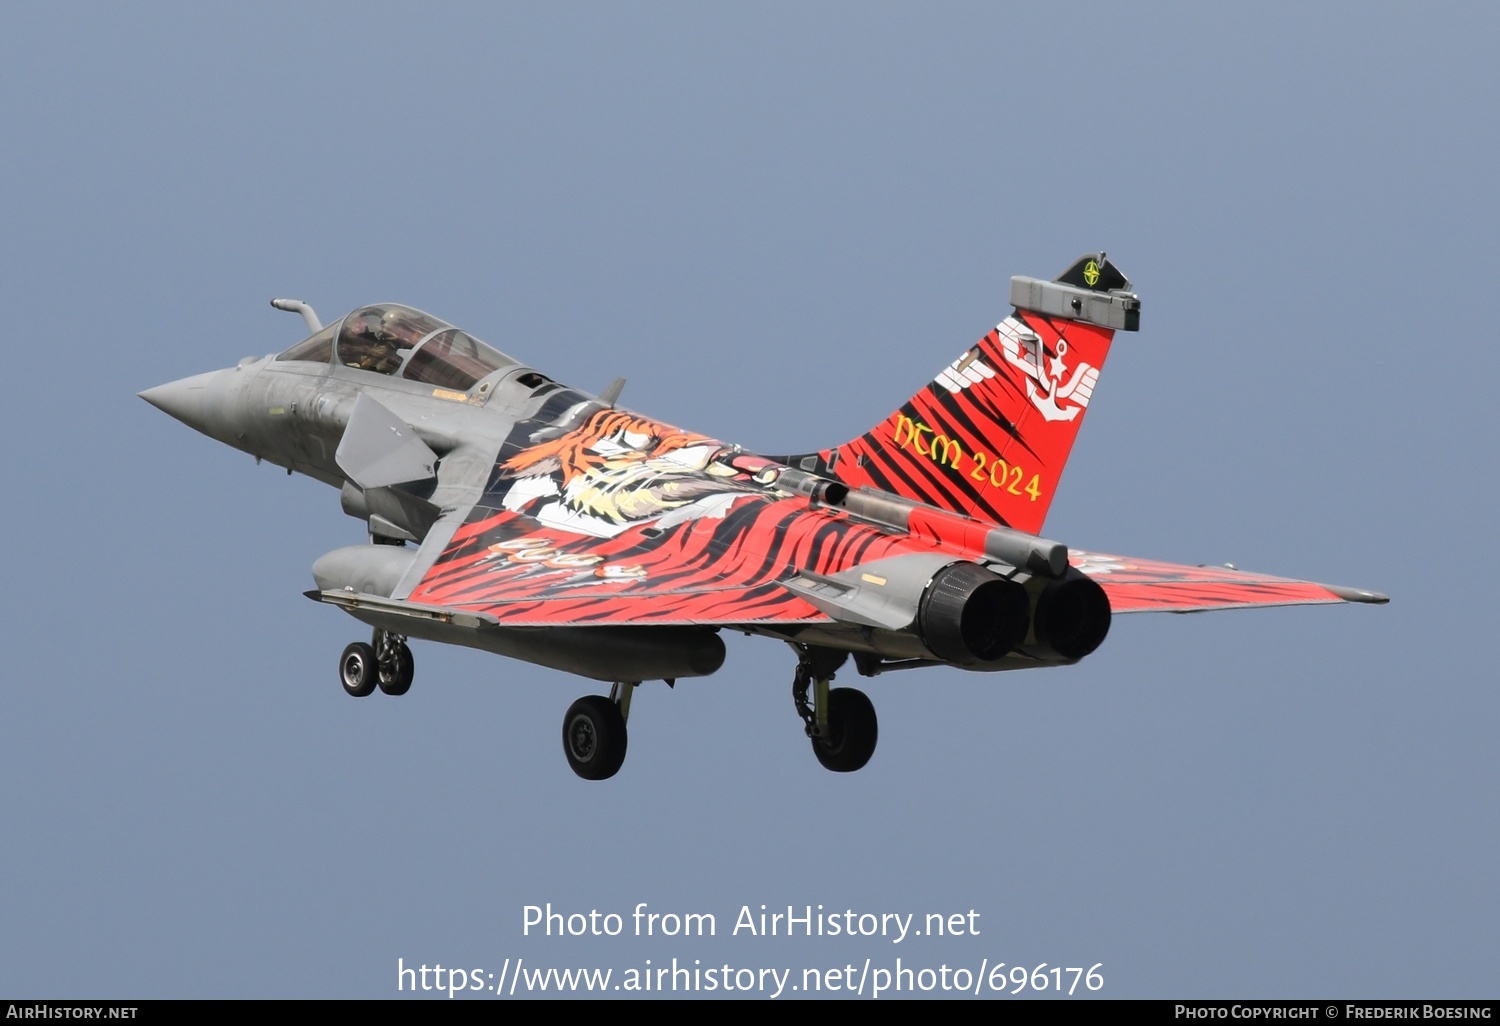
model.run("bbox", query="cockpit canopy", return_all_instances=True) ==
[276,304,518,392]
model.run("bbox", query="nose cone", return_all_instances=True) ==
[139,370,231,440]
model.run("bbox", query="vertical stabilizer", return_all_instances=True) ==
[805,254,1140,536]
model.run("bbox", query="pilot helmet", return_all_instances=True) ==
[354,309,383,337]
[380,307,420,344]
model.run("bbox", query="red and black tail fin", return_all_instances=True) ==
[804,254,1140,536]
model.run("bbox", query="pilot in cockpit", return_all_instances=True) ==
[378,308,430,347]
[340,309,402,374]
[338,305,450,375]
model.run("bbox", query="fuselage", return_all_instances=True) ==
[141,305,747,683]
[140,303,590,515]
[135,263,1383,782]
[140,301,1111,680]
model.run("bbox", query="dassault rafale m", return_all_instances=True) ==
[140,255,1385,780]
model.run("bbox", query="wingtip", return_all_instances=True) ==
[1323,584,1390,604]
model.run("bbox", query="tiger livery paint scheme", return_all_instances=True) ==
[809,311,1114,536]
[405,383,1357,627]
[494,406,772,539]
[407,405,972,625]
[142,251,1387,780]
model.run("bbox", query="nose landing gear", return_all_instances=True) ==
[339,641,377,698]
[374,629,414,696]
[338,629,414,698]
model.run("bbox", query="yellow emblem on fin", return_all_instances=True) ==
[1083,260,1100,287]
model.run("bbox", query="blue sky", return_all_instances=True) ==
[1,4,1495,999]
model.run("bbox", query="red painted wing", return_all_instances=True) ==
[1072,550,1387,613]
[405,496,957,627]
[402,404,984,628]
[401,401,1384,628]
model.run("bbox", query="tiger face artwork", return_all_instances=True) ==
[496,408,783,539]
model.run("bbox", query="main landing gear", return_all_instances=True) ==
[792,645,878,773]
[562,682,636,781]
[339,628,414,698]
[558,649,879,782]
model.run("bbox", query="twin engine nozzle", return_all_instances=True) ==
[916,561,1112,665]
[773,466,1110,666]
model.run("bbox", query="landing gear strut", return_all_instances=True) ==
[562,681,636,781]
[374,629,414,696]
[792,645,877,772]
[339,629,414,698]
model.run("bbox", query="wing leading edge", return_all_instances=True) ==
[397,501,1386,628]
[383,398,1384,629]
[404,495,942,627]
[389,520,1386,629]
[1073,550,1388,613]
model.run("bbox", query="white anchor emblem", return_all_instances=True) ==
[994,317,1098,423]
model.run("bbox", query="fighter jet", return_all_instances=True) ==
[140,255,1385,780]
